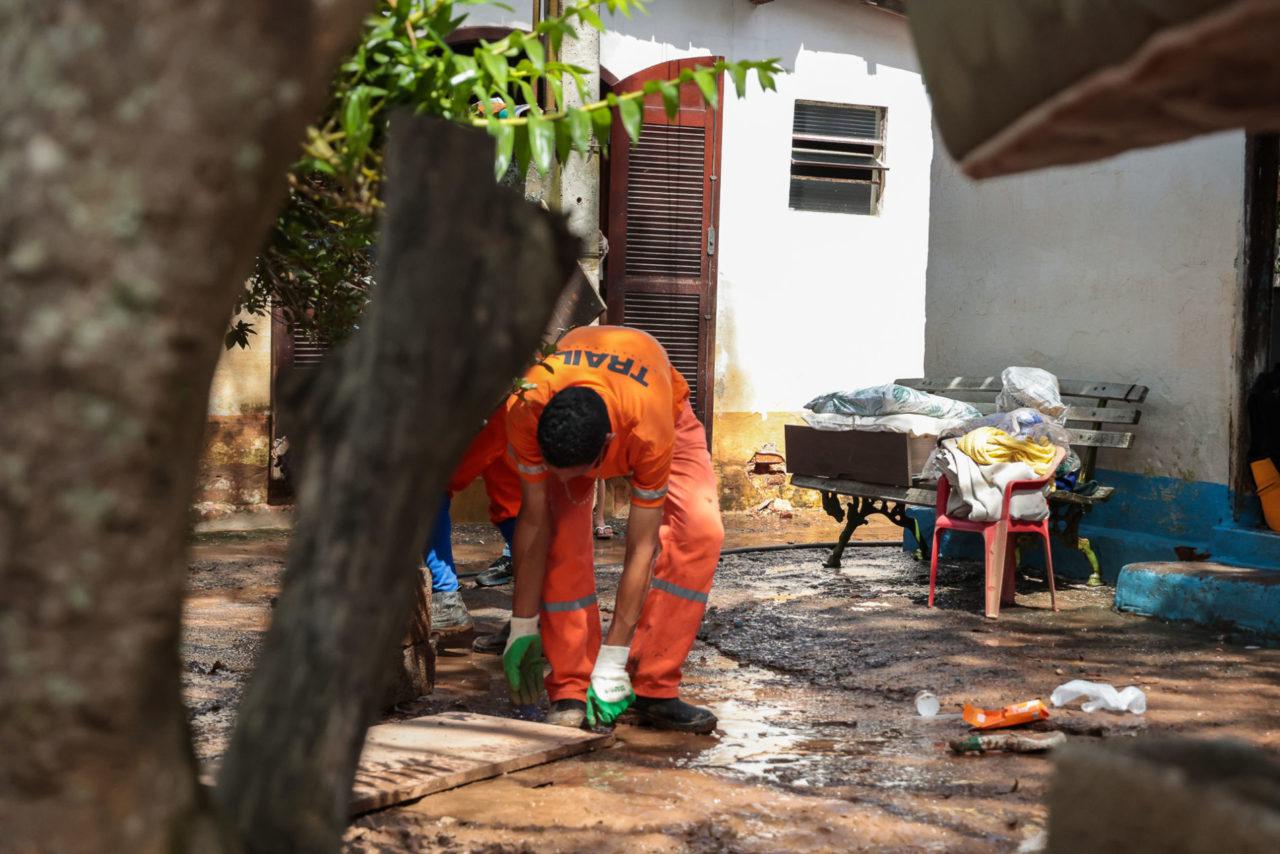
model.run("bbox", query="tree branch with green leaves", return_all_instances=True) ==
[230,0,780,348]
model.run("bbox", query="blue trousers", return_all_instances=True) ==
[424,496,516,592]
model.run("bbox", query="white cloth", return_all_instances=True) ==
[936,438,1049,522]
[801,411,965,437]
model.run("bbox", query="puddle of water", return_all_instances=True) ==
[689,699,811,780]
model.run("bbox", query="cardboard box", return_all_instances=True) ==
[784,424,935,487]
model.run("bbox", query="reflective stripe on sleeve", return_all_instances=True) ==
[508,443,547,476]
[631,484,669,502]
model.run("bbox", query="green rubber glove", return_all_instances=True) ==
[502,616,545,706]
[585,644,634,727]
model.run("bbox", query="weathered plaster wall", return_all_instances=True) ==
[198,313,272,517]
[924,129,1246,484]
[468,1,934,510]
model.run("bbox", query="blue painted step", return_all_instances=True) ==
[1115,562,1280,637]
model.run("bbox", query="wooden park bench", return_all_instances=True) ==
[789,376,1149,586]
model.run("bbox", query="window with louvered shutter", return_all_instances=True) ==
[607,57,723,435]
[289,327,330,370]
[624,124,707,279]
[789,101,887,216]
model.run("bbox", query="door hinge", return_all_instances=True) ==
[707,225,717,257]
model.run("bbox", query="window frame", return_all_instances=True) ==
[788,99,888,216]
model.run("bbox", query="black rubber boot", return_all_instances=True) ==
[632,696,718,734]
[471,619,510,655]
[475,554,514,587]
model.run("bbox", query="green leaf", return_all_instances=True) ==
[757,67,778,93]
[513,124,532,175]
[590,106,612,147]
[692,69,719,109]
[578,5,604,29]
[527,111,554,174]
[728,64,748,99]
[617,96,641,145]
[546,74,563,111]
[555,118,572,163]
[568,108,592,153]
[478,48,508,90]
[658,81,679,119]
[488,121,515,180]
[524,38,545,73]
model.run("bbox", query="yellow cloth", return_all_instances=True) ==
[956,426,1057,476]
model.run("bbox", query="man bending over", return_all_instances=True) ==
[502,325,723,733]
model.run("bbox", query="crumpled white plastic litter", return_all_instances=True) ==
[1050,679,1147,715]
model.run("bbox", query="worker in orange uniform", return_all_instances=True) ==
[423,407,521,633]
[501,325,724,733]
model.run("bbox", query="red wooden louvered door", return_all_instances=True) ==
[607,58,724,436]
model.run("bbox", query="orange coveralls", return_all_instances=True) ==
[506,326,724,702]
[449,405,520,525]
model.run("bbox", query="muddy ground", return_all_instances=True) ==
[183,512,1280,852]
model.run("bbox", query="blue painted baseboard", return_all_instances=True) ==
[1115,562,1280,637]
[903,468,1280,582]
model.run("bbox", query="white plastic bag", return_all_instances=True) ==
[997,367,1067,423]
[1050,679,1147,715]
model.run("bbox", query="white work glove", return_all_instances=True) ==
[586,644,634,726]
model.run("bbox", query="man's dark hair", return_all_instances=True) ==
[537,387,611,468]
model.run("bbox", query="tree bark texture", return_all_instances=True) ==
[0,2,370,851]
[214,114,580,853]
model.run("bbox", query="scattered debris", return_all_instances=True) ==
[949,731,1066,755]
[747,444,787,487]
[753,496,795,518]
[915,690,940,717]
[1050,680,1146,714]
[1029,713,1146,738]
[963,699,1051,730]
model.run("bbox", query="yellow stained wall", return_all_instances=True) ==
[199,314,272,513]
[712,410,819,511]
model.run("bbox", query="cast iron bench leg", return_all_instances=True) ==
[820,496,927,568]
[826,508,861,569]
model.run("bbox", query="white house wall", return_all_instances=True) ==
[466,1,934,507]
[924,129,1246,485]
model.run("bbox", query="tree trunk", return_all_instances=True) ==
[214,114,579,852]
[0,2,369,851]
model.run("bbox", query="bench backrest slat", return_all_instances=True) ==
[960,403,1140,425]
[1067,428,1134,449]
[897,377,1149,404]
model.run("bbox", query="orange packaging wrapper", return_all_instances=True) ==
[962,699,1050,730]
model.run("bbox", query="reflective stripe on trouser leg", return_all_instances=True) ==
[631,402,725,699]
[540,476,600,703]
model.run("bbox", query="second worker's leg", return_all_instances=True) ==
[539,476,601,727]
[629,403,724,733]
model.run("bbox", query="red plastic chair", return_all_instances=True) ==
[928,447,1065,618]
